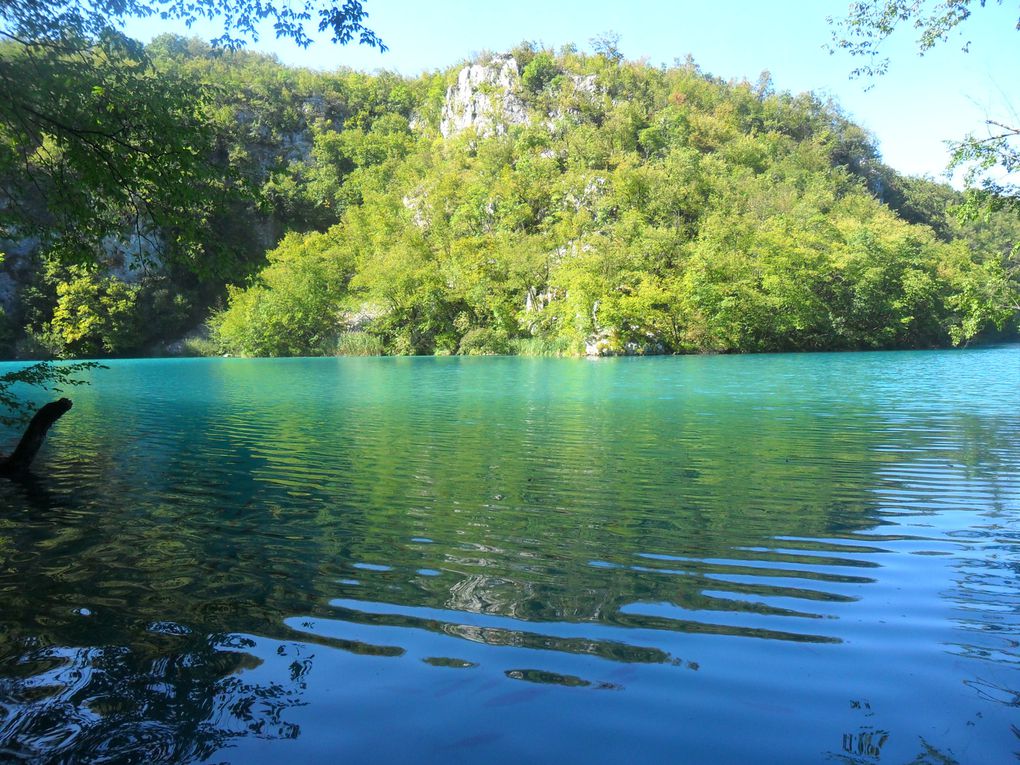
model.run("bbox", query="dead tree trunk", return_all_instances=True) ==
[0,399,72,479]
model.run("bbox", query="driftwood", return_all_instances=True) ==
[0,399,72,479]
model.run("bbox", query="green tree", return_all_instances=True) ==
[829,1,1013,78]
[0,0,385,451]
[1,0,385,263]
[0,0,384,50]
[46,272,143,357]
[521,51,561,93]
[212,229,357,356]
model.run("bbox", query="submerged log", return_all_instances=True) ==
[0,399,72,479]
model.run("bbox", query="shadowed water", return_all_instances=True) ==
[0,348,1018,763]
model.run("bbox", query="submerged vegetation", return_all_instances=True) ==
[2,38,1018,359]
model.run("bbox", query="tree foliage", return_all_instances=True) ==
[199,45,1018,356]
[0,361,99,427]
[0,0,383,423]
[0,0,384,50]
[0,33,228,265]
[3,36,1017,366]
[829,1,1015,77]
[0,0,383,264]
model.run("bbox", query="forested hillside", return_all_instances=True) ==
[2,38,1017,358]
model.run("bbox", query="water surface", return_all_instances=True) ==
[1,349,1018,763]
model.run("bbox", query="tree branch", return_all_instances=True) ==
[0,398,73,478]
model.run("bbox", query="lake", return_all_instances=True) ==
[1,349,1018,763]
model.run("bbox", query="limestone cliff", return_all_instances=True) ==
[439,55,529,138]
[439,56,603,139]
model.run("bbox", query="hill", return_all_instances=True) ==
[3,39,1017,358]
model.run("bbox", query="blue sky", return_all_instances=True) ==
[124,1,1019,182]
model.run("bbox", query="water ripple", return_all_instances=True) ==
[1,350,1018,762]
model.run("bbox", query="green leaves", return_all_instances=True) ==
[211,229,356,356]
[521,52,561,94]
[0,1,385,52]
[0,32,231,269]
[827,1,1011,79]
[3,38,1013,366]
[830,2,1020,231]
[0,0,390,422]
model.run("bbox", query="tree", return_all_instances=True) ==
[0,0,384,473]
[0,34,223,265]
[0,0,384,261]
[589,31,623,63]
[829,1,1015,77]
[0,0,385,50]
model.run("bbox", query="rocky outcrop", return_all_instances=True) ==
[401,191,429,229]
[440,55,529,139]
[343,302,387,332]
[546,74,599,129]
[440,57,603,140]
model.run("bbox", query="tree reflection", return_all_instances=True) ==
[0,632,305,764]
[0,476,316,764]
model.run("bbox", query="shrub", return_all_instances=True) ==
[182,335,223,357]
[46,273,144,357]
[458,327,511,355]
[213,229,355,357]
[521,52,560,93]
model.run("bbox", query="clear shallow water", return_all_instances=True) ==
[0,348,1018,764]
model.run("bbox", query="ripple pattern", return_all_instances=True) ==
[0,349,1018,763]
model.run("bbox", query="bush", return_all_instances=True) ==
[182,334,223,357]
[521,51,560,93]
[212,229,355,357]
[458,327,511,355]
[45,273,144,357]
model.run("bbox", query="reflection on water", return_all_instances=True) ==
[0,348,1018,763]
[0,634,305,763]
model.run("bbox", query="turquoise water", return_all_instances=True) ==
[0,349,1018,763]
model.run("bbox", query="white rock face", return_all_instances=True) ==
[585,329,614,357]
[570,74,598,96]
[401,191,429,229]
[440,55,529,138]
[545,74,600,130]
[341,302,387,332]
[440,56,604,139]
